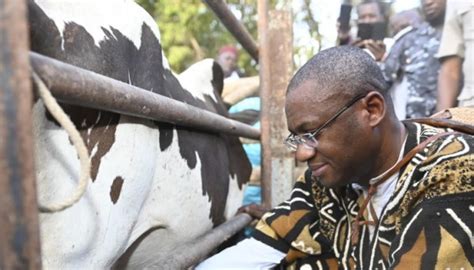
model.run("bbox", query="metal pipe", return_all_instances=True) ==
[203,0,259,62]
[266,10,294,207]
[30,52,261,140]
[0,0,42,268]
[155,213,253,269]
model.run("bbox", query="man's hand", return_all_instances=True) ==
[337,21,351,45]
[352,39,386,61]
[237,203,270,219]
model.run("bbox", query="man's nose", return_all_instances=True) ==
[294,144,317,162]
[359,17,372,24]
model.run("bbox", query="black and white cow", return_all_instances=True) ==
[28,0,251,268]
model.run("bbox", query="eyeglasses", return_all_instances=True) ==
[284,93,368,151]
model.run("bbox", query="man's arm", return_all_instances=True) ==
[389,192,474,268]
[437,56,463,111]
[197,171,332,269]
[380,31,410,82]
[195,238,286,269]
[435,0,466,111]
[353,39,387,61]
[389,133,474,268]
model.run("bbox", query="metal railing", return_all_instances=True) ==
[30,52,261,140]
[1,0,290,268]
[203,0,259,62]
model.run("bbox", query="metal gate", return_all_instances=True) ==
[0,0,293,268]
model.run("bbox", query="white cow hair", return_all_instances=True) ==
[178,59,219,102]
[224,173,245,219]
[32,1,246,267]
[127,128,214,247]
[34,103,159,267]
[34,0,171,69]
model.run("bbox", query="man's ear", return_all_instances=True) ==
[363,91,386,127]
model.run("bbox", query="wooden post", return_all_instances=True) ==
[0,0,42,268]
[259,1,294,207]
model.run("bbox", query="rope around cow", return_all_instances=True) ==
[32,72,91,213]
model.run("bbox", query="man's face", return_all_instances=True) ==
[217,51,237,77]
[285,82,374,188]
[422,0,446,26]
[357,3,385,24]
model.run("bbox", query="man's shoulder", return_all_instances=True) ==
[396,23,434,44]
[413,122,473,159]
[393,26,417,42]
[384,123,473,233]
[400,122,473,197]
[384,27,417,62]
[448,0,474,12]
[401,121,472,178]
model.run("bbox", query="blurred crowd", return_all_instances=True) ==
[337,0,473,120]
[218,0,473,122]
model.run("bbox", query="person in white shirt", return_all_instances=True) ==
[436,0,474,109]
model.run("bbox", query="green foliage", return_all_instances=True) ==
[135,0,325,74]
[136,0,259,75]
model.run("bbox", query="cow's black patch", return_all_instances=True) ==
[110,176,124,204]
[29,1,251,225]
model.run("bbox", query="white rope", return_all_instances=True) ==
[32,72,91,213]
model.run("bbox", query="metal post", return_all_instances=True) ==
[0,0,42,268]
[115,213,252,269]
[161,214,252,269]
[259,2,294,208]
[267,10,294,207]
[258,0,272,208]
[203,0,259,62]
[30,52,261,140]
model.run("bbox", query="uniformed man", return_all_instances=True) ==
[382,0,447,119]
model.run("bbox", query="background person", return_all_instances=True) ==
[389,8,423,37]
[338,0,390,61]
[382,0,447,119]
[338,0,387,44]
[216,45,241,82]
[436,0,474,110]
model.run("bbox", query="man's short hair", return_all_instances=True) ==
[287,46,389,97]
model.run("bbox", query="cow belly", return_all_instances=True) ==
[224,174,246,220]
[120,129,214,266]
[33,102,159,269]
[118,131,247,268]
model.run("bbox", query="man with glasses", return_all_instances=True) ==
[197,46,473,269]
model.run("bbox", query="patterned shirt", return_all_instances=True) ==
[253,121,474,269]
[382,23,442,119]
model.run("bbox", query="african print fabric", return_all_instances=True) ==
[252,121,474,269]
